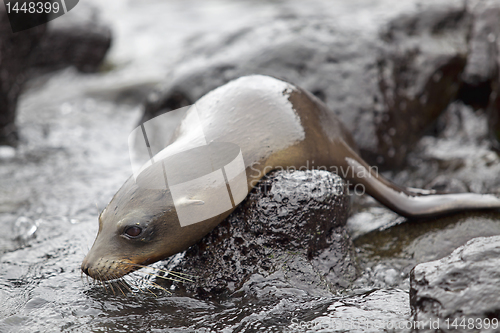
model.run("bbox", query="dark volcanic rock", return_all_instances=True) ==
[31,2,112,73]
[460,0,499,108]
[467,0,500,150]
[376,2,468,167]
[457,0,500,150]
[410,236,500,333]
[0,5,46,146]
[0,2,111,147]
[161,170,357,297]
[143,1,475,168]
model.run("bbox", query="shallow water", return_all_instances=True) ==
[1,0,499,332]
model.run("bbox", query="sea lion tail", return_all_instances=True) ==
[343,151,500,218]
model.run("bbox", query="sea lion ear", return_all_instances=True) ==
[188,200,205,206]
[97,208,106,232]
[176,197,205,207]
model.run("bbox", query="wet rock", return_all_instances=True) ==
[351,99,500,295]
[161,170,357,297]
[410,236,500,333]
[460,0,499,108]
[354,211,500,268]
[0,2,111,147]
[454,0,500,150]
[401,101,500,194]
[31,2,112,73]
[466,0,500,150]
[376,1,468,167]
[426,175,469,194]
[143,1,476,168]
[490,98,500,151]
[0,5,47,146]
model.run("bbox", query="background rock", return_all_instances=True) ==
[376,2,468,167]
[30,2,112,73]
[410,236,500,333]
[160,170,356,297]
[0,2,111,147]
[141,0,484,169]
[461,1,499,106]
[0,5,47,146]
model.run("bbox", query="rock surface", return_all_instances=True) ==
[161,170,356,297]
[462,0,500,149]
[140,0,500,169]
[0,5,47,146]
[0,2,111,147]
[30,2,112,73]
[375,2,468,167]
[410,236,500,333]
[461,0,500,108]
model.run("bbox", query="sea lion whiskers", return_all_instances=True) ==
[81,261,180,295]
[143,285,158,297]
[120,262,196,282]
[105,271,129,295]
[133,270,194,284]
[116,276,135,295]
[97,272,110,294]
[104,275,129,295]
[124,275,163,296]
[124,267,194,285]
[83,268,115,294]
[147,281,172,295]
[104,274,116,295]
[112,273,146,295]
[113,278,126,296]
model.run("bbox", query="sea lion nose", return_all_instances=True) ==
[81,261,90,276]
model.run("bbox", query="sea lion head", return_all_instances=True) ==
[80,163,220,282]
[81,176,177,281]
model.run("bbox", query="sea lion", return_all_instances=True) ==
[81,75,500,281]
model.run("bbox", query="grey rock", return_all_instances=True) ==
[399,101,500,194]
[456,0,500,149]
[410,236,500,333]
[0,2,111,147]
[460,0,499,107]
[31,2,112,73]
[376,1,468,167]
[0,5,46,146]
[161,170,357,297]
[143,1,475,168]
[463,0,500,149]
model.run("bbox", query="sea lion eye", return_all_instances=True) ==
[124,226,142,238]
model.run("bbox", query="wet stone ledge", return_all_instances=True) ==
[30,2,112,74]
[410,235,500,333]
[160,170,357,297]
